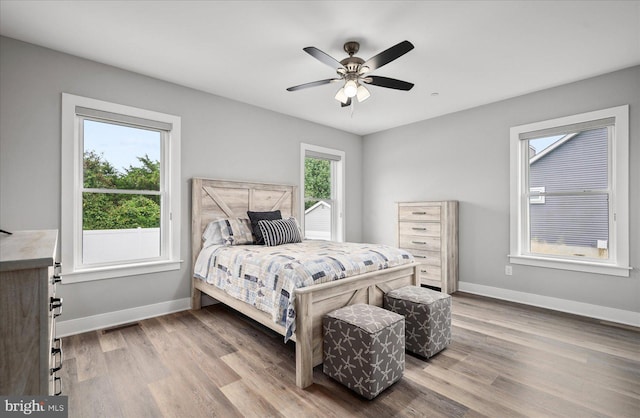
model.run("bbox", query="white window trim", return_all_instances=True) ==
[300,143,345,242]
[509,105,630,277]
[61,93,182,283]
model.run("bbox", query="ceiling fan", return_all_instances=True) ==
[287,40,415,107]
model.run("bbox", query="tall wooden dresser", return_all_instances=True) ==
[397,201,459,293]
[0,230,63,395]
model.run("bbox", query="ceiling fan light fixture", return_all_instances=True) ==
[288,40,415,108]
[356,84,370,102]
[343,80,358,98]
[334,87,349,104]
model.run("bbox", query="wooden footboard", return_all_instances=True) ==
[192,262,419,388]
[293,262,419,388]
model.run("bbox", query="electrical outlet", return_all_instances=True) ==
[505,265,513,276]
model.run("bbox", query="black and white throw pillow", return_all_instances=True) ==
[258,217,302,246]
[247,210,282,244]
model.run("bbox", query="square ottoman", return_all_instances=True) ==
[323,303,405,399]
[384,286,451,359]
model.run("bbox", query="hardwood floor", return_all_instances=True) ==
[59,293,640,417]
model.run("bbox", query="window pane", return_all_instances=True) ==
[83,119,161,191]
[529,194,609,260]
[82,192,161,264]
[304,157,332,240]
[304,199,332,240]
[304,157,331,206]
[528,127,608,193]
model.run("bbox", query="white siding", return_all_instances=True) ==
[304,202,331,240]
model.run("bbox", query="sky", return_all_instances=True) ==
[529,134,564,153]
[83,120,161,173]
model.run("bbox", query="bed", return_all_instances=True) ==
[191,178,419,388]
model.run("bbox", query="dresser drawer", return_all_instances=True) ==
[398,205,440,222]
[399,222,440,237]
[421,277,441,288]
[406,248,441,266]
[399,235,441,251]
[418,265,442,285]
[419,266,444,292]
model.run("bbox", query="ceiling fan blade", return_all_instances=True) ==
[303,46,346,70]
[287,78,341,91]
[361,40,414,72]
[341,97,352,107]
[364,75,414,91]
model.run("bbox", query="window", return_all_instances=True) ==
[509,105,630,276]
[300,143,345,241]
[61,94,181,282]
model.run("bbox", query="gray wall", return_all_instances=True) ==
[0,36,363,321]
[2,35,637,323]
[362,66,639,313]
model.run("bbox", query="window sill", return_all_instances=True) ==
[508,254,631,277]
[61,259,183,284]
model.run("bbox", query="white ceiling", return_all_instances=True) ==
[1,1,639,135]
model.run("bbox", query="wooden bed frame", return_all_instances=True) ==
[191,178,419,388]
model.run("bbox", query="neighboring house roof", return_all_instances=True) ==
[529,132,579,164]
[530,133,578,164]
[305,200,330,214]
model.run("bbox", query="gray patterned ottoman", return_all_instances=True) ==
[384,286,451,359]
[323,303,405,399]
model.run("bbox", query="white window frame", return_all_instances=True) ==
[61,93,182,283]
[509,105,630,277]
[300,143,345,242]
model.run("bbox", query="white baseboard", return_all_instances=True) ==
[458,282,640,328]
[56,297,192,337]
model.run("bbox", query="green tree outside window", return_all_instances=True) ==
[83,151,160,230]
[304,157,331,210]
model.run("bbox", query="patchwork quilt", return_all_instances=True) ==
[193,240,414,341]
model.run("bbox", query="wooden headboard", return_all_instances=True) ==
[191,178,299,264]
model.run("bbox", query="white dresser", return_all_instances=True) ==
[396,201,458,294]
[0,230,62,395]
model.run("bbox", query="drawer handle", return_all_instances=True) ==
[421,269,428,273]
[412,227,427,231]
[53,376,62,396]
[50,345,63,374]
[412,211,427,215]
[412,241,427,245]
[50,297,63,318]
[50,338,63,374]
[52,262,62,284]
[414,255,426,259]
